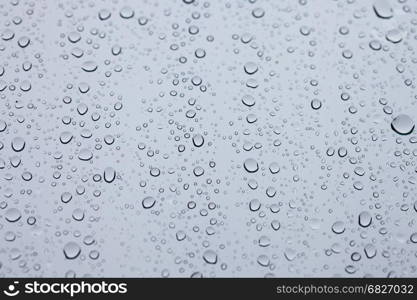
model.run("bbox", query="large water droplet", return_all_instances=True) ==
[391,114,414,135]
[202,250,217,264]
[63,242,81,259]
[243,158,259,173]
[5,208,21,222]
[358,211,372,228]
[373,0,393,19]
[11,137,25,152]
[142,196,156,209]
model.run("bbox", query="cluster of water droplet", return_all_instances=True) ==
[0,0,416,278]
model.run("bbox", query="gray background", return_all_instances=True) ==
[0,0,416,277]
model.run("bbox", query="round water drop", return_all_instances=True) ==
[67,32,81,43]
[1,29,15,41]
[373,0,393,19]
[193,166,204,177]
[249,198,261,211]
[391,114,414,135]
[77,103,88,115]
[104,167,116,183]
[203,250,217,264]
[17,36,30,48]
[331,221,345,234]
[5,208,21,222]
[385,29,402,44]
[369,40,382,51]
[60,132,73,144]
[252,7,265,18]
[81,61,98,72]
[311,98,322,110]
[244,158,259,173]
[258,236,271,247]
[242,95,255,107]
[192,134,204,147]
[284,248,296,261]
[19,80,31,92]
[176,231,186,241]
[98,9,111,20]
[364,244,377,258]
[269,162,280,174]
[195,48,206,58]
[63,242,81,259]
[61,192,73,203]
[271,220,281,231]
[72,208,85,221]
[244,62,258,75]
[78,82,90,93]
[142,196,156,209]
[120,7,134,19]
[257,255,270,267]
[138,17,149,26]
[11,137,25,152]
[410,233,417,243]
[78,148,93,161]
[0,120,6,132]
[111,45,122,56]
[358,211,372,228]
[0,80,7,91]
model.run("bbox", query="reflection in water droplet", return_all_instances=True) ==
[243,62,258,75]
[386,29,403,44]
[81,61,98,72]
[243,158,259,173]
[63,242,81,259]
[332,221,345,234]
[11,137,25,152]
[192,134,204,147]
[78,148,93,161]
[203,250,217,264]
[142,196,156,209]
[358,211,372,228]
[120,7,134,19]
[391,114,415,135]
[373,0,393,19]
[5,208,21,222]
[104,167,116,183]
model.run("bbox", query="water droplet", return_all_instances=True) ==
[244,62,258,75]
[358,211,372,228]
[243,158,259,173]
[192,134,204,147]
[257,254,270,267]
[60,132,73,144]
[332,221,345,234]
[63,242,81,259]
[120,7,134,19]
[104,167,116,183]
[373,0,393,19]
[98,9,111,21]
[311,98,322,110]
[391,114,414,135]
[242,95,255,107]
[203,250,217,264]
[61,192,73,204]
[78,148,93,161]
[11,137,25,152]
[142,196,156,209]
[386,28,402,44]
[249,198,261,212]
[5,208,21,222]
[252,7,265,18]
[81,61,98,72]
